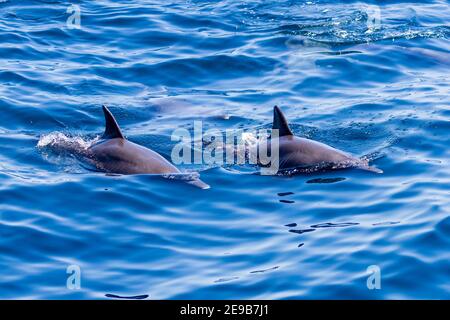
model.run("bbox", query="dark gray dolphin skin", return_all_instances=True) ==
[87,105,210,189]
[264,106,382,173]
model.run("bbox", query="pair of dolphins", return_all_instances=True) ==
[83,105,381,189]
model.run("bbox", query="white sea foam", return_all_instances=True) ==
[37,132,98,151]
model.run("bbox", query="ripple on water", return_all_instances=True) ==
[0,0,449,299]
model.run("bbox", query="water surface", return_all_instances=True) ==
[0,0,449,299]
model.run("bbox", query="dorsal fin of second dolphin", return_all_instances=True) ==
[272,106,293,137]
[102,105,124,139]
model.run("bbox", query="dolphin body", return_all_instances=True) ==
[260,106,382,174]
[86,105,210,189]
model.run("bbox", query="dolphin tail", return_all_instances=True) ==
[187,179,211,189]
[357,165,383,174]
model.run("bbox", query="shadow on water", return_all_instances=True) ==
[105,293,149,300]
[284,218,402,249]
[306,177,346,184]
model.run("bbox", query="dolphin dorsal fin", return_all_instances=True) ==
[102,105,124,139]
[273,106,293,137]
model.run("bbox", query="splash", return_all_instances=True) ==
[360,150,386,163]
[276,158,375,176]
[37,132,99,154]
[161,171,201,182]
[37,132,100,173]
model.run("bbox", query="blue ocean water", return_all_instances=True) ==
[0,0,449,299]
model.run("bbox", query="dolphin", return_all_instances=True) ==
[259,106,382,174]
[85,105,210,189]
